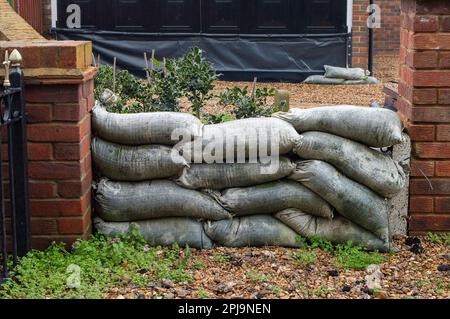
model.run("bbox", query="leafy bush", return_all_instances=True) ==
[218,86,276,119]
[177,47,219,118]
[0,228,197,299]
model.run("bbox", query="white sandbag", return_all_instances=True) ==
[344,76,379,85]
[92,103,203,145]
[178,118,300,163]
[92,137,187,181]
[210,180,333,219]
[94,217,213,249]
[275,209,390,252]
[95,179,231,222]
[175,157,295,190]
[289,161,389,241]
[303,75,345,85]
[324,65,367,80]
[293,132,407,198]
[204,215,300,248]
[273,105,404,147]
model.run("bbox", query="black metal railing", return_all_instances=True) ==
[0,50,31,284]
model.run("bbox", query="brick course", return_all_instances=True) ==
[398,0,450,234]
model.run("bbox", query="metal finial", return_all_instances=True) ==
[9,49,22,67]
[3,50,11,87]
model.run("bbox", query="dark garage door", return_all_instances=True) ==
[55,0,350,81]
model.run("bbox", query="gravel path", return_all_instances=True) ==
[184,54,400,115]
[106,236,449,300]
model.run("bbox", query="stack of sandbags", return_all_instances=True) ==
[304,65,379,85]
[93,97,406,252]
[272,106,407,250]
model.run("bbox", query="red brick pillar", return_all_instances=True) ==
[398,0,450,234]
[0,40,95,249]
[352,0,370,68]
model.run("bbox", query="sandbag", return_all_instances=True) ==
[294,132,407,198]
[344,77,379,85]
[176,157,295,190]
[95,179,231,222]
[324,65,367,80]
[92,137,187,181]
[94,217,213,249]
[275,209,390,252]
[303,75,345,85]
[273,105,404,147]
[289,161,389,240]
[204,215,300,248]
[210,180,333,219]
[92,104,203,145]
[178,118,300,163]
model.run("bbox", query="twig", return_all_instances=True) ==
[97,54,101,66]
[163,57,167,77]
[144,52,151,85]
[113,57,117,94]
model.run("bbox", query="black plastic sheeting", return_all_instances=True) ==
[54,28,351,82]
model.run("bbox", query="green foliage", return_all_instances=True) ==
[333,242,385,270]
[247,271,270,283]
[203,112,235,124]
[0,228,195,299]
[292,249,317,265]
[213,254,230,264]
[218,86,276,120]
[308,236,335,253]
[427,232,450,245]
[176,47,219,118]
[197,288,209,299]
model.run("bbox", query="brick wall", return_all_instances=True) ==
[398,0,450,234]
[0,0,44,41]
[42,0,51,35]
[0,40,95,249]
[352,0,401,68]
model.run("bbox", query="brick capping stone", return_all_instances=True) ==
[0,39,95,249]
[398,0,450,235]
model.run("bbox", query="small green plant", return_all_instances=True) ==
[213,254,230,264]
[218,86,276,119]
[271,285,282,295]
[192,260,205,270]
[198,288,210,299]
[427,232,450,245]
[203,112,235,124]
[292,249,317,265]
[177,47,219,118]
[308,237,334,253]
[333,242,385,270]
[311,287,332,296]
[247,271,270,283]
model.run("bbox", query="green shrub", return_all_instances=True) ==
[218,86,276,119]
[177,47,219,118]
[292,249,317,265]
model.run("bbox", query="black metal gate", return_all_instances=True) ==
[0,50,31,284]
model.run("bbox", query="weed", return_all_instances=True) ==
[271,285,282,295]
[292,249,317,265]
[198,288,209,299]
[333,242,385,270]
[192,260,205,270]
[247,271,270,283]
[214,254,230,264]
[427,233,450,245]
